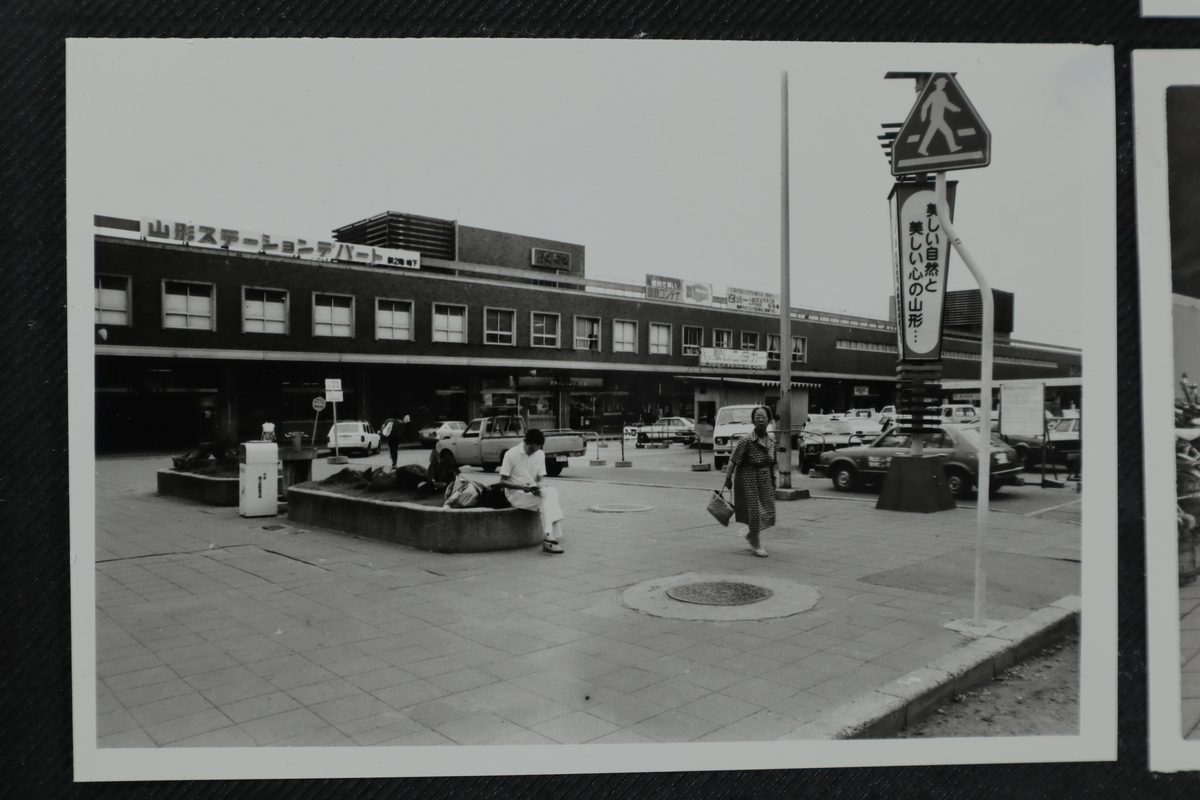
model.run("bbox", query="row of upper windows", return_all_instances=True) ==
[94,275,808,361]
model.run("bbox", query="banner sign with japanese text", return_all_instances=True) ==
[138,218,421,269]
[726,286,781,315]
[888,181,956,360]
[645,274,714,305]
[699,347,769,370]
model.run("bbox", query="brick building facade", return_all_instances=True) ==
[92,213,1082,453]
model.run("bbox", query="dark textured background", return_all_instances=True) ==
[3,0,1188,796]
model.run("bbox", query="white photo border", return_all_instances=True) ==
[1134,48,1200,774]
[69,38,1118,781]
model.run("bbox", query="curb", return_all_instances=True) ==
[782,595,1080,740]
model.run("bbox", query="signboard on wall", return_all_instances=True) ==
[699,347,769,370]
[727,286,781,315]
[532,248,571,270]
[645,274,714,305]
[138,217,420,269]
[888,181,956,360]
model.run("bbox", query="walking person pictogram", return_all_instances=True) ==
[918,77,963,156]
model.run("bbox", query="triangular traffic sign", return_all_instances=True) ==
[891,73,990,176]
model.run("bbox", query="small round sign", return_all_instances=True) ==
[312,397,327,412]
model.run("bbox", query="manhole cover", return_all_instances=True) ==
[763,527,813,540]
[666,581,774,606]
[588,504,654,513]
[262,525,286,531]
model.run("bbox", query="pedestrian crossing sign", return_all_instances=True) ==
[891,73,990,176]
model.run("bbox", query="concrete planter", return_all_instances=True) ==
[286,484,543,553]
[157,469,239,507]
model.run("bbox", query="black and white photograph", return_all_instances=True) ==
[1135,49,1200,773]
[68,39,1116,780]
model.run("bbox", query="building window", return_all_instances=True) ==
[376,298,413,340]
[613,320,637,353]
[792,336,807,363]
[485,308,516,346]
[741,331,760,350]
[531,312,560,348]
[163,281,214,330]
[714,329,733,349]
[433,303,467,343]
[575,316,600,351]
[649,323,671,355]
[1068,363,1081,377]
[95,275,130,326]
[242,287,288,334]
[313,294,353,338]
[682,326,703,356]
[767,334,781,360]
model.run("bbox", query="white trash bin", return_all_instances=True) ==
[239,441,279,517]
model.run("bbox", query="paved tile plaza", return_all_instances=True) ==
[93,451,1081,747]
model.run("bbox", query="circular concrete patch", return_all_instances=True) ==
[622,573,820,621]
[588,503,654,513]
[666,581,774,606]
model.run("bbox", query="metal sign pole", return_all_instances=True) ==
[778,70,793,490]
[333,399,340,460]
[936,171,994,626]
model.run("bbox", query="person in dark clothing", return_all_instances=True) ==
[720,405,777,557]
[381,409,404,468]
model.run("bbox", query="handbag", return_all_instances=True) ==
[706,489,735,527]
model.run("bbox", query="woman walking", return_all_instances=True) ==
[721,405,777,557]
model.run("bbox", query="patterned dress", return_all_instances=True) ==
[730,433,777,536]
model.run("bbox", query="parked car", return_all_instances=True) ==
[839,408,886,439]
[937,404,982,425]
[799,418,867,473]
[811,423,1023,499]
[878,405,897,428]
[327,420,381,456]
[712,404,775,470]
[1004,416,1082,469]
[635,417,697,447]
[436,416,587,476]
[418,420,467,447]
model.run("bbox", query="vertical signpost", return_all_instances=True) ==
[325,378,347,464]
[887,72,997,631]
[777,72,797,499]
[311,396,326,450]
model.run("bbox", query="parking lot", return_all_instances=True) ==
[338,437,1083,521]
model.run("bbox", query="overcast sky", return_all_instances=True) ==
[68,39,1113,349]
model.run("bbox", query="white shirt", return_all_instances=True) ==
[500,444,546,486]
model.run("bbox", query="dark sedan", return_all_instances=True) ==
[798,419,869,474]
[1003,416,1081,469]
[811,424,1024,499]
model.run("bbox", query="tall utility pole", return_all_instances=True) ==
[778,71,793,491]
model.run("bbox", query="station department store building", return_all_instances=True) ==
[92,211,1082,453]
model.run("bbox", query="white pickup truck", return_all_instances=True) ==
[434,416,587,476]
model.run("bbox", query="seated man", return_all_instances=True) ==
[498,428,566,554]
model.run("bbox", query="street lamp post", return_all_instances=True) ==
[779,71,793,490]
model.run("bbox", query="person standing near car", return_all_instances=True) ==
[381,409,404,468]
[498,428,566,554]
[720,405,777,557]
